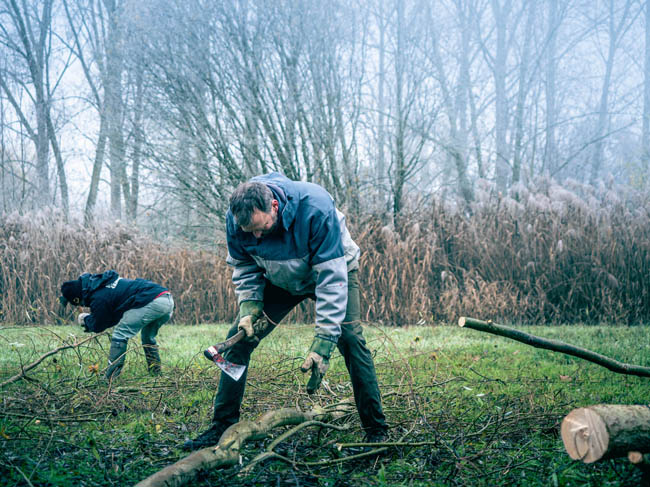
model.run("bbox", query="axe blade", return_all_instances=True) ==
[203,329,247,381]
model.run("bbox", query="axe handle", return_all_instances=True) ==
[214,329,246,353]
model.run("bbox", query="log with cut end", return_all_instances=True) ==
[561,405,650,463]
[628,451,649,465]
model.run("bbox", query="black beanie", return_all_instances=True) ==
[61,279,83,305]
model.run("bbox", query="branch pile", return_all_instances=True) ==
[135,405,352,487]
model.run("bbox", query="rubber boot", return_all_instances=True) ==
[143,344,161,376]
[105,339,128,381]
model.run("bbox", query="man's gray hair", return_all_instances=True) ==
[229,181,274,227]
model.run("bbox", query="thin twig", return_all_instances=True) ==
[1,333,106,388]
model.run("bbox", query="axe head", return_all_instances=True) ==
[204,345,246,381]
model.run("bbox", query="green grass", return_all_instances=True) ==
[0,323,648,486]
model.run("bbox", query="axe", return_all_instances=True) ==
[203,329,247,381]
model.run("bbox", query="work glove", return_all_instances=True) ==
[237,300,264,343]
[300,335,337,394]
[78,313,90,332]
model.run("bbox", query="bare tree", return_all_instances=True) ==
[0,0,70,216]
[488,0,514,191]
[63,0,109,224]
[543,0,558,176]
[641,1,650,187]
[422,0,475,207]
[64,0,144,223]
[135,0,365,220]
[589,0,636,184]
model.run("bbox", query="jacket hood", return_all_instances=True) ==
[80,270,120,299]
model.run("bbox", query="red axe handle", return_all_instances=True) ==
[204,329,246,361]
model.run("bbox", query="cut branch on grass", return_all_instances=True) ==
[458,317,650,377]
[1,333,106,388]
[135,405,353,487]
[561,404,650,463]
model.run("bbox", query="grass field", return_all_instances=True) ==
[0,322,648,486]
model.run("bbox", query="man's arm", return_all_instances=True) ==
[309,207,348,341]
[82,299,119,333]
[226,213,266,303]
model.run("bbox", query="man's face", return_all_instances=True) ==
[241,200,279,238]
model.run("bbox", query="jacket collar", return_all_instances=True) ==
[266,182,297,231]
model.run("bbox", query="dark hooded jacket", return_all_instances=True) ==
[79,270,168,333]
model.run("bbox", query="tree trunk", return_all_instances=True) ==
[543,0,558,176]
[127,68,144,223]
[84,115,108,225]
[589,0,632,184]
[491,0,512,191]
[46,110,69,219]
[561,405,650,463]
[512,0,535,185]
[376,2,387,204]
[641,2,650,188]
[104,0,126,219]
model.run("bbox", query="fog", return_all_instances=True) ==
[0,0,647,238]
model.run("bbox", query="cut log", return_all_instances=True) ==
[561,405,650,463]
[458,317,650,377]
[628,451,649,465]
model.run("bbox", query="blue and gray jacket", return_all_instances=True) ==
[225,172,360,342]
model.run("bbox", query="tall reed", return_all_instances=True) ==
[1,178,648,326]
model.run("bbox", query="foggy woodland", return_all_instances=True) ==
[1,0,648,237]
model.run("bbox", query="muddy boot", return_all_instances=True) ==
[143,344,161,376]
[105,339,128,381]
[182,421,231,451]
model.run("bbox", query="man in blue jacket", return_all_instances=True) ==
[60,270,174,379]
[183,172,388,450]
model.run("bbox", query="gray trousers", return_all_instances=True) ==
[112,294,174,344]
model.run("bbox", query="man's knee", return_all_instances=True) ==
[339,322,367,351]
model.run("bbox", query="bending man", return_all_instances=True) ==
[60,270,174,379]
[183,172,388,450]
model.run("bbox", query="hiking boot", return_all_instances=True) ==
[143,344,161,376]
[105,339,128,381]
[363,429,389,456]
[181,422,230,451]
[364,429,389,444]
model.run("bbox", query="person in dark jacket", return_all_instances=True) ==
[60,270,174,380]
[183,172,388,450]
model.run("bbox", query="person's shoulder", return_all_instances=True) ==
[298,182,334,211]
[252,172,291,186]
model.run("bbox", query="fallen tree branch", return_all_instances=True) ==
[1,333,105,388]
[458,317,650,377]
[135,405,353,487]
[561,404,650,463]
[240,419,349,475]
[336,440,436,448]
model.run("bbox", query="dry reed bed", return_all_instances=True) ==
[1,178,649,326]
